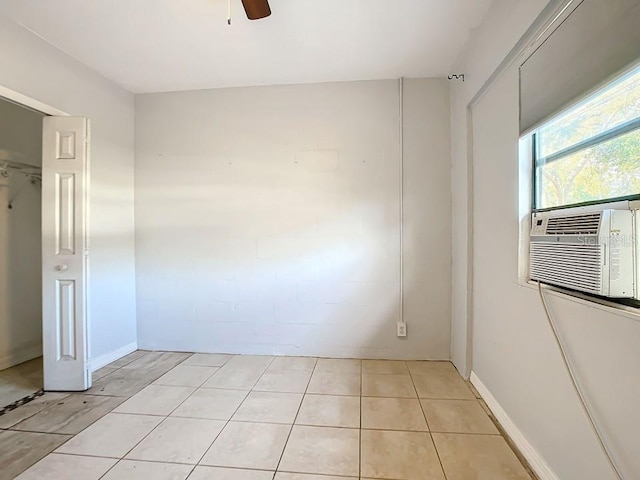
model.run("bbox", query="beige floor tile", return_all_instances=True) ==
[203,366,268,390]
[0,354,534,480]
[171,388,248,420]
[86,367,169,397]
[363,360,409,374]
[421,399,498,434]
[253,371,311,393]
[406,361,457,376]
[276,474,357,480]
[127,417,225,464]
[182,353,234,367]
[295,394,360,428]
[108,351,148,368]
[412,371,475,400]
[226,355,274,369]
[361,429,445,480]
[0,430,70,479]
[114,384,195,416]
[153,365,219,387]
[306,371,360,396]
[15,453,116,480]
[315,358,361,374]
[55,413,162,458]
[232,391,303,424]
[279,425,359,477]
[93,366,118,381]
[200,421,290,470]
[433,433,532,480]
[362,374,416,398]
[13,394,124,434]
[121,352,192,371]
[269,356,317,372]
[102,459,193,479]
[190,466,275,480]
[0,393,69,429]
[361,397,427,431]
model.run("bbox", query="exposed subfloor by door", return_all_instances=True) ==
[0,358,43,410]
[0,352,537,479]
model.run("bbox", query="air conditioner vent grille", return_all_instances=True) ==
[545,213,602,235]
[530,243,602,294]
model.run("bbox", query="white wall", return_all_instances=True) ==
[449,0,553,376]
[451,1,640,479]
[0,99,44,369]
[135,79,451,359]
[0,14,138,366]
[0,98,43,167]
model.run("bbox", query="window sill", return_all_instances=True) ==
[517,279,640,323]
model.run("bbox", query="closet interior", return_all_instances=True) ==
[0,97,45,408]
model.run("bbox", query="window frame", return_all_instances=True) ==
[532,75,640,213]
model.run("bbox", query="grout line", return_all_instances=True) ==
[94,353,231,479]
[1,393,72,429]
[277,469,359,478]
[52,451,197,478]
[277,468,429,480]
[409,365,449,480]
[185,465,198,479]
[192,464,277,473]
[195,356,275,468]
[8,352,215,478]
[273,357,318,473]
[54,451,126,461]
[12,354,531,479]
[3,428,70,437]
[8,394,128,436]
[474,399,542,480]
[151,365,222,390]
[101,350,149,371]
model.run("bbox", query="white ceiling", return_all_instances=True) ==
[0,0,493,94]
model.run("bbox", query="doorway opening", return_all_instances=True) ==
[0,96,46,409]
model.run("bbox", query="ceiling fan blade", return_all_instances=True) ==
[241,0,271,20]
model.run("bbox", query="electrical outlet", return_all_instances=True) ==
[397,322,407,337]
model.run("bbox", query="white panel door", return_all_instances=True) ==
[42,117,91,391]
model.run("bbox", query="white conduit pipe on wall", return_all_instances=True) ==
[398,78,405,328]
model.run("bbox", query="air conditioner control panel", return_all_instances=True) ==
[531,217,547,236]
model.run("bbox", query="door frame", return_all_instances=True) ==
[0,83,91,389]
[0,85,68,117]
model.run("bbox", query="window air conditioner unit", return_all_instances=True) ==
[530,209,636,298]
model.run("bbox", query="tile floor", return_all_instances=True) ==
[0,358,43,408]
[0,351,535,480]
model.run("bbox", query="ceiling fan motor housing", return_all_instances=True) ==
[241,0,271,20]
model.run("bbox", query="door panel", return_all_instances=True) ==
[42,116,90,391]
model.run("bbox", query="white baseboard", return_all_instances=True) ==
[0,344,42,371]
[470,371,559,480]
[90,341,138,372]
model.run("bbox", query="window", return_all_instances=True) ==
[533,64,640,210]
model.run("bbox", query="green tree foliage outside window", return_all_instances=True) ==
[535,64,640,209]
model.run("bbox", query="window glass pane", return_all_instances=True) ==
[538,64,640,158]
[536,128,640,209]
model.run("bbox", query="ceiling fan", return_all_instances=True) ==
[240,0,271,20]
